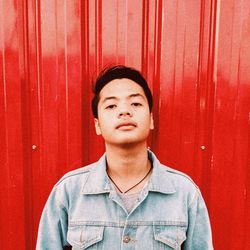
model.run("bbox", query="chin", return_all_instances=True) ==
[104,131,150,146]
[111,137,148,147]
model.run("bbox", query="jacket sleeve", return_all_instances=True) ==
[184,189,214,250]
[36,186,69,250]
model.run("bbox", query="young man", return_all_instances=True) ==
[36,65,213,249]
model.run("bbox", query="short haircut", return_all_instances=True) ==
[91,65,153,118]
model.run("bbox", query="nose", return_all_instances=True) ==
[118,104,132,118]
[118,111,132,118]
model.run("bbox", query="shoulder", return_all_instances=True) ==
[156,163,201,196]
[55,161,98,187]
[156,164,203,207]
[164,165,199,189]
[148,150,198,189]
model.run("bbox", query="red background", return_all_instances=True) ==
[0,0,250,249]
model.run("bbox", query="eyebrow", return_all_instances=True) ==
[101,93,146,103]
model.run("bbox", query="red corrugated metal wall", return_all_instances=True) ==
[0,0,249,249]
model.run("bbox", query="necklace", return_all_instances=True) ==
[107,166,153,194]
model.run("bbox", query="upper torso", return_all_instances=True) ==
[52,151,204,249]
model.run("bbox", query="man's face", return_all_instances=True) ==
[94,78,154,146]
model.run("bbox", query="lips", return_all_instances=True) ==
[116,121,137,129]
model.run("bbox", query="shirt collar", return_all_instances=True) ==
[81,150,176,195]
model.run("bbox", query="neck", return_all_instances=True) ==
[105,142,149,178]
[105,142,151,193]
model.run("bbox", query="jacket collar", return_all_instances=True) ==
[81,150,176,195]
[81,154,112,194]
[147,150,176,194]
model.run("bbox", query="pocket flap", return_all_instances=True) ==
[67,225,104,249]
[153,225,186,249]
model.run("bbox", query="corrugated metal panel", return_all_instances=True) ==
[0,0,249,249]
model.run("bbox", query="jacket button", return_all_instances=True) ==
[123,235,131,243]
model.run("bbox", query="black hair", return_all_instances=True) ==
[91,65,153,118]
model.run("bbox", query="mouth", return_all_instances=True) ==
[116,122,137,130]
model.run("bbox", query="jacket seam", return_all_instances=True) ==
[55,170,90,187]
[188,189,199,208]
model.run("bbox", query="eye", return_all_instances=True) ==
[105,104,117,110]
[131,102,142,107]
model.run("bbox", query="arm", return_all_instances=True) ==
[36,187,69,250]
[184,190,213,250]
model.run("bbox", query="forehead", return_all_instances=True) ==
[99,78,146,99]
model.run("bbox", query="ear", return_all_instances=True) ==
[94,118,102,135]
[150,113,154,130]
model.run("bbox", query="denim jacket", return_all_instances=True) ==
[36,151,213,249]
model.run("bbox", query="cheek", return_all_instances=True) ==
[98,116,113,132]
[138,112,151,123]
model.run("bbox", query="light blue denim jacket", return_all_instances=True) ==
[36,151,213,249]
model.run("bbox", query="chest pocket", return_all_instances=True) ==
[153,225,186,250]
[67,225,104,250]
